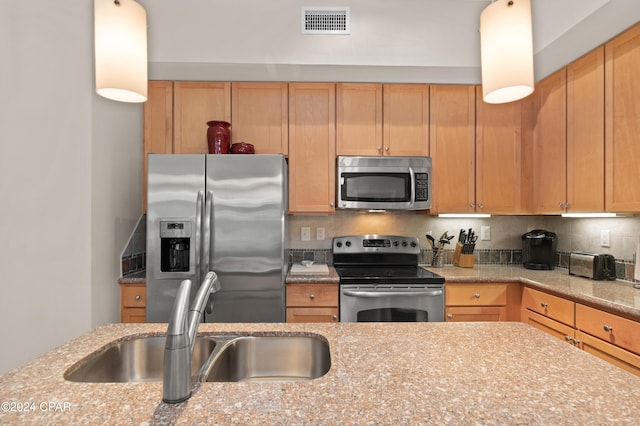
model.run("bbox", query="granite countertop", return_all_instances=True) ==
[1,322,639,424]
[425,265,640,321]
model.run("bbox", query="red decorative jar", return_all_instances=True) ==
[206,121,231,154]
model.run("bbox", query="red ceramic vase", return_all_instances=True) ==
[206,121,231,154]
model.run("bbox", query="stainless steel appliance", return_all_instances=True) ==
[333,235,445,322]
[336,156,431,210]
[146,154,287,323]
[569,251,616,280]
[522,229,557,270]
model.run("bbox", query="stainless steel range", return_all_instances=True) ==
[333,235,445,322]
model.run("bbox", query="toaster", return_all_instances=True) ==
[569,251,616,280]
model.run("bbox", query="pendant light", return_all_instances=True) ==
[94,0,148,103]
[480,0,534,104]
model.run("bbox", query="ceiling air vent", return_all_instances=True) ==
[301,7,350,35]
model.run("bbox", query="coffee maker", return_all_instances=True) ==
[522,229,557,270]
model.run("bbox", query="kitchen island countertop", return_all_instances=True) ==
[1,322,639,425]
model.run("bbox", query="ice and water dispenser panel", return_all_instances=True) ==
[160,220,192,272]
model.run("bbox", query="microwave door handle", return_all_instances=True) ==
[195,191,204,284]
[202,190,213,279]
[408,167,416,207]
[342,289,443,298]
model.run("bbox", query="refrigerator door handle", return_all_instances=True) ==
[195,190,204,285]
[203,190,214,277]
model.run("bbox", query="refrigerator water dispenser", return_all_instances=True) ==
[160,220,192,272]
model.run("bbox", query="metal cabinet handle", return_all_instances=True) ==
[309,294,315,300]
[603,325,613,332]
[329,201,335,207]
[470,203,476,208]
[377,146,382,151]
[540,302,548,308]
[564,335,572,342]
[558,202,564,208]
[573,338,581,346]
[447,314,453,319]
[385,146,390,152]
[474,293,481,299]
[332,315,337,321]
[135,295,141,301]
[477,204,484,209]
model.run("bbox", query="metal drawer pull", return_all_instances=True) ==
[309,294,315,300]
[603,325,613,332]
[343,289,443,298]
[474,293,481,298]
[564,335,572,342]
[540,302,548,308]
[447,314,453,319]
[135,295,141,301]
[332,315,337,321]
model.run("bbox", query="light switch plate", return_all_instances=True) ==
[316,227,325,241]
[480,226,491,241]
[301,227,311,241]
[600,229,610,247]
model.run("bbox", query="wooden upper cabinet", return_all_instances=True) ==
[288,83,336,214]
[383,84,429,156]
[429,85,475,213]
[173,82,231,154]
[605,23,640,212]
[475,87,526,214]
[532,69,567,214]
[336,83,383,156]
[142,81,174,212]
[567,47,605,212]
[231,82,288,155]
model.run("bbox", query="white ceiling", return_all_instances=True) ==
[138,0,639,83]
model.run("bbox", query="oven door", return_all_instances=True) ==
[340,284,444,322]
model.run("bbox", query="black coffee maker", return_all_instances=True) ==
[522,229,557,270]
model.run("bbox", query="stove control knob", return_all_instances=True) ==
[336,241,342,248]
[402,241,408,247]
[393,240,399,247]
[345,241,351,247]
[410,241,417,247]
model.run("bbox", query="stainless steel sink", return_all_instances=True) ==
[64,336,217,383]
[203,335,331,382]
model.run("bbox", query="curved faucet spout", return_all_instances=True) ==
[163,271,221,404]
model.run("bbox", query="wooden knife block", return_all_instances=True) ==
[453,242,475,268]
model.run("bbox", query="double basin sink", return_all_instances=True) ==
[65,333,331,383]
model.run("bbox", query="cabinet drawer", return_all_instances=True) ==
[576,304,640,355]
[577,331,640,377]
[286,307,339,323]
[286,283,338,307]
[522,308,576,344]
[446,306,507,322]
[522,287,574,326]
[446,283,507,306]
[121,284,146,308]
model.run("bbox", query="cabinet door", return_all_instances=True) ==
[174,82,231,154]
[336,83,382,156]
[231,82,288,155]
[475,87,525,214]
[446,283,508,306]
[429,85,476,213]
[288,83,336,214]
[446,306,507,322]
[383,84,429,156]
[522,309,576,345]
[143,81,174,212]
[575,303,640,355]
[286,308,339,323]
[567,47,605,212]
[286,283,338,307]
[605,23,640,212]
[577,331,640,377]
[532,69,567,213]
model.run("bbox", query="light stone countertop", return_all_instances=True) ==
[1,321,640,425]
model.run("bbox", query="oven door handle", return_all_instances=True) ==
[342,289,443,298]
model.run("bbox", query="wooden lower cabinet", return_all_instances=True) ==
[120,283,146,323]
[445,282,520,322]
[286,282,338,323]
[522,308,576,345]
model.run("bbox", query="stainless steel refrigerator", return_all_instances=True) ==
[146,154,288,323]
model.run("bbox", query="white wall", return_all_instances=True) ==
[0,1,143,375]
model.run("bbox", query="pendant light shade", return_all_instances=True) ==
[94,0,148,103]
[480,0,534,104]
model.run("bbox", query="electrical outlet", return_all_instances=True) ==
[301,227,311,241]
[601,229,610,247]
[316,227,325,241]
[480,226,491,241]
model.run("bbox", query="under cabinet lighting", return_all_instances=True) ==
[438,214,491,218]
[561,213,627,218]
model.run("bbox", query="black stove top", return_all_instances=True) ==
[332,235,445,285]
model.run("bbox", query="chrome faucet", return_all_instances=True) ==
[163,271,221,403]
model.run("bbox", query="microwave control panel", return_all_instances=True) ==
[415,173,429,202]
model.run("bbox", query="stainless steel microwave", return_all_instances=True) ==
[336,156,431,210]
